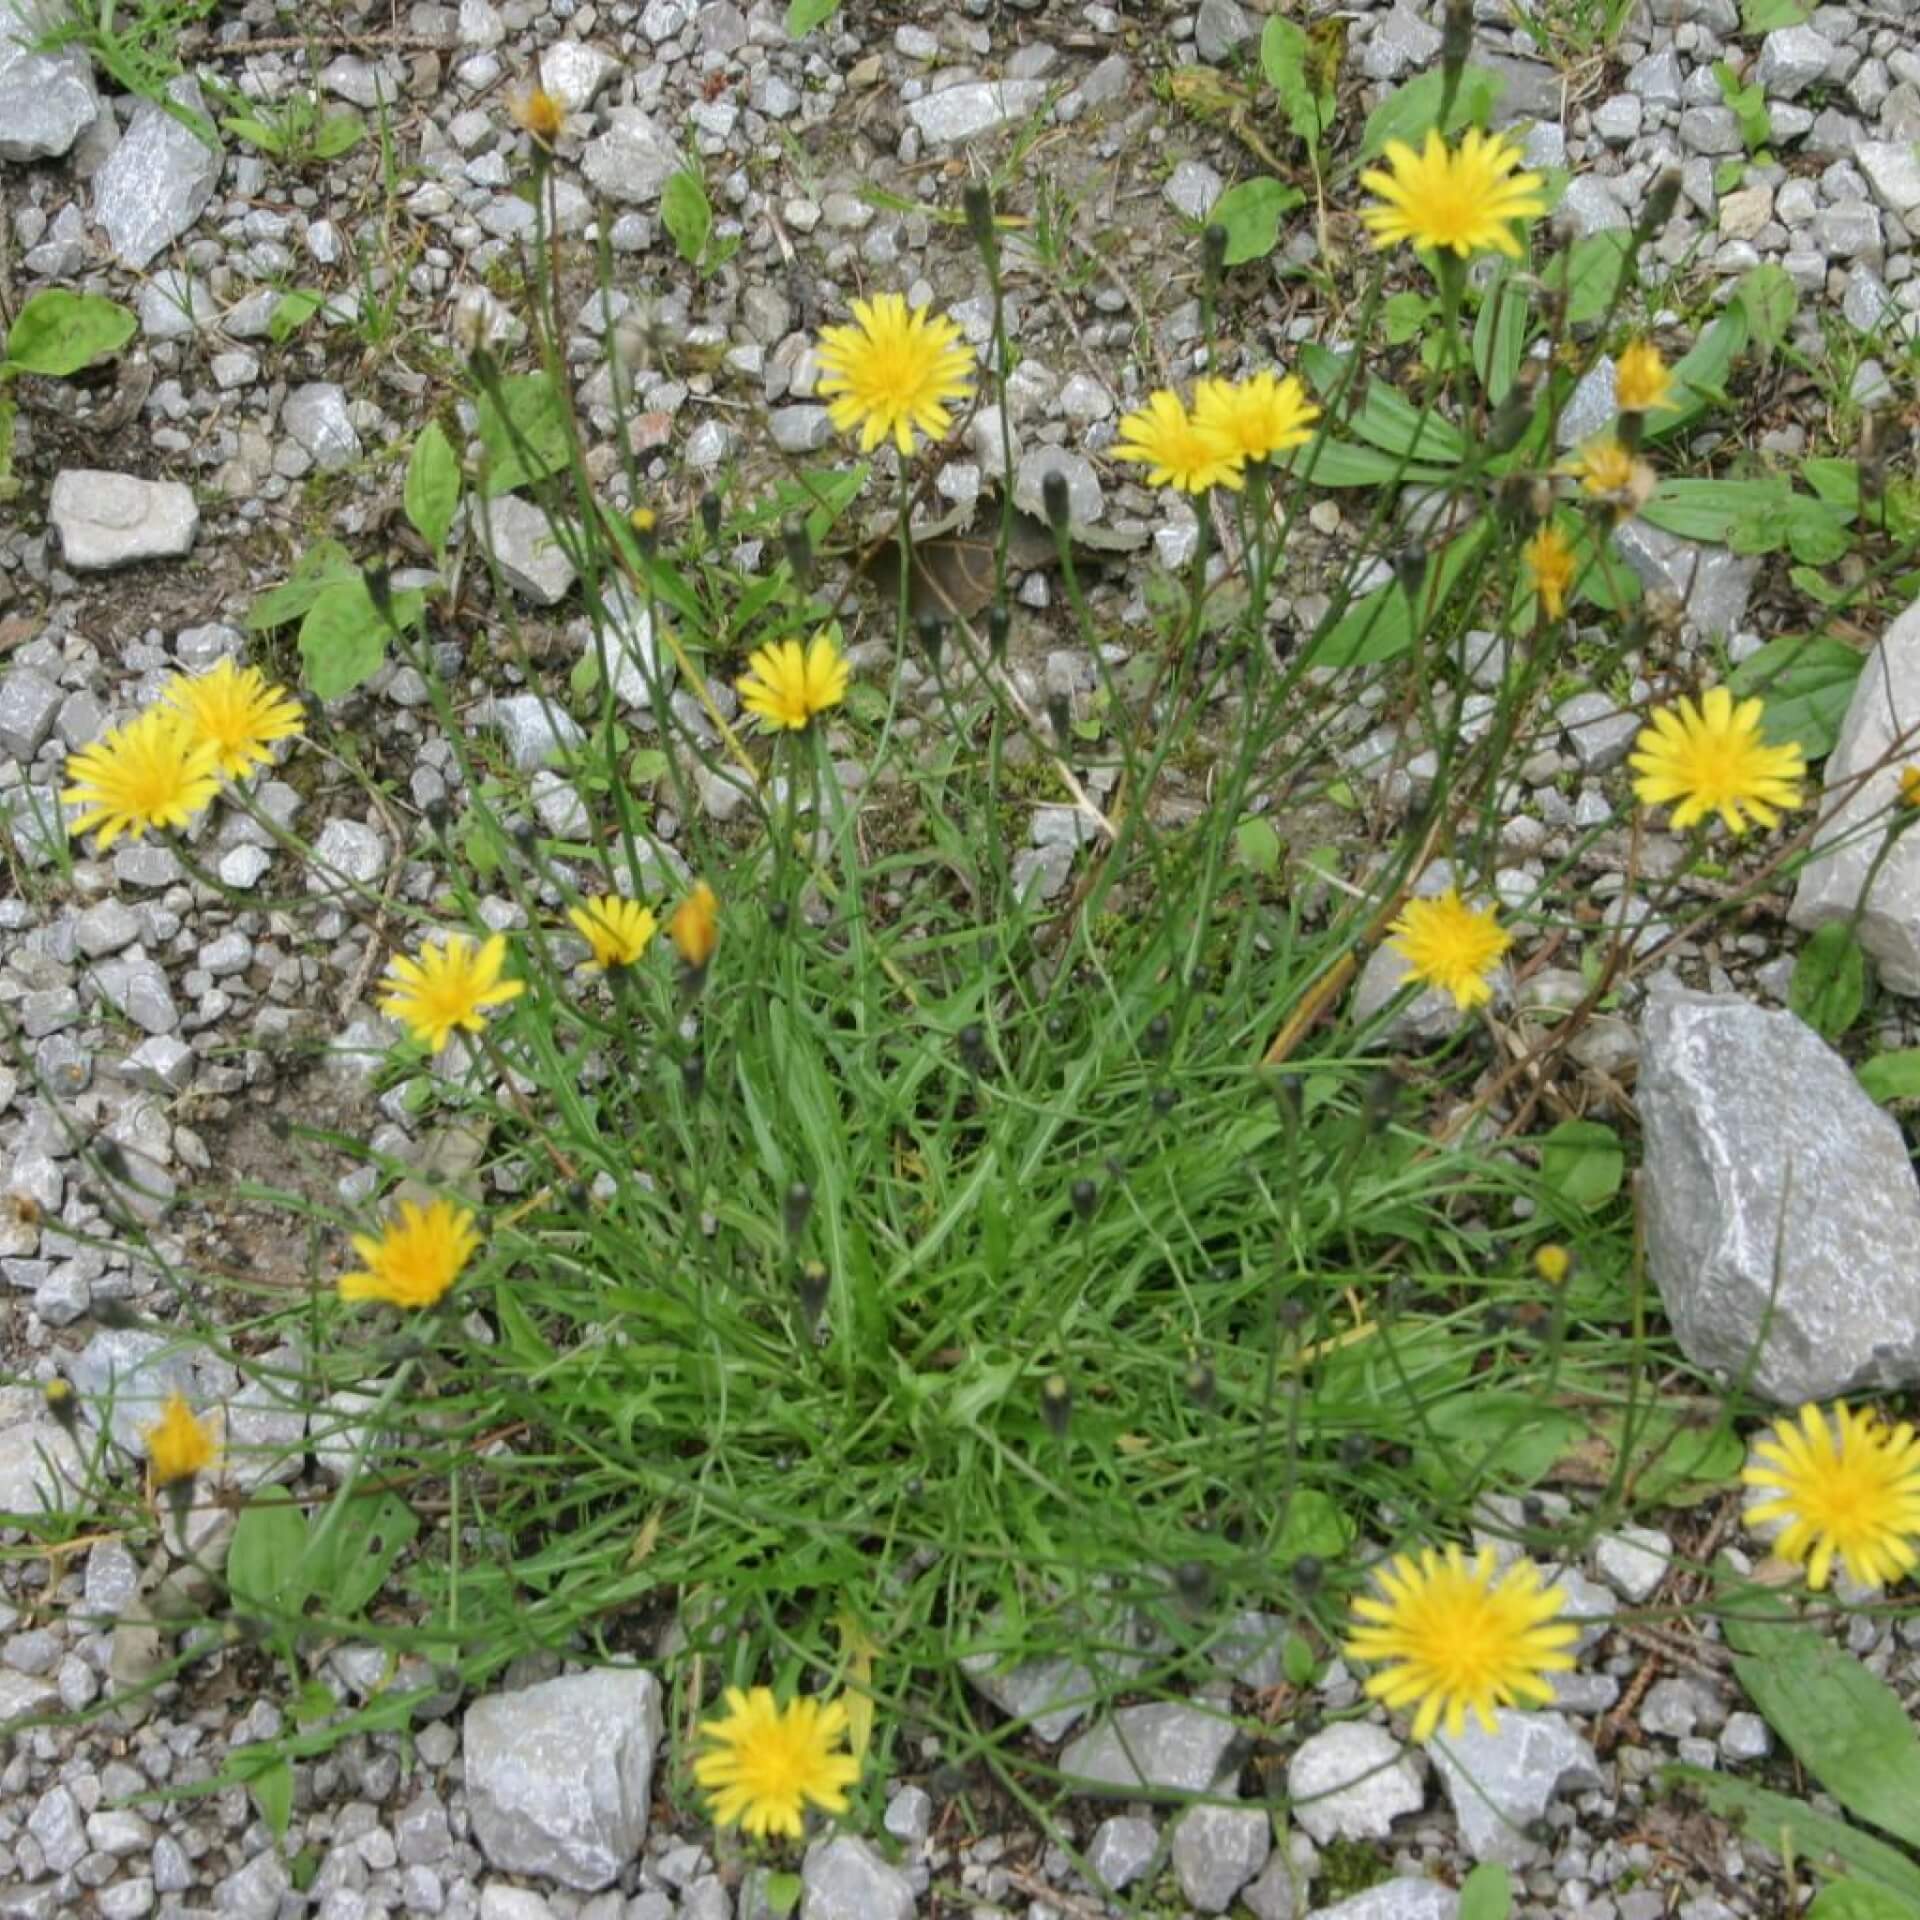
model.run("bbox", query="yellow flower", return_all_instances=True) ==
[61,707,223,851]
[1900,765,1920,811]
[1744,1403,1920,1591]
[511,86,564,146]
[568,894,658,971]
[1521,524,1576,620]
[815,293,974,456]
[1629,685,1805,835]
[1533,1244,1573,1287]
[738,631,850,732]
[1193,371,1321,464]
[1559,435,1656,519]
[377,932,526,1053]
[145,1392,217,1488]
[1111,389,1244,495]
[161,657,304,781]
[1359,128,1547,260]
[693,1686,861,1839]
[1345,1545,1578,1742]
[669,881,719,972]
[1385,888,1512,1011]
[1615,339,1676,415]
[340,1197,480,1310]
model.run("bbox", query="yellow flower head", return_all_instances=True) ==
[511,86,565,146]
[162,657,305,781]
[1629,685,1805,835]
[61,707,223,852]
[1521,524,1577,620]
[1745,1402,1920,1592]
[669,881,720,972]
[377,932,526,1053]
[693,1686,861,1840]
[145,1391,217,1488]
[1359,128,1547,260]
[1533,1243,1573,1288]
[1193,371,1322,465]
[340,1197,481,1311]
[1900,765,1920,811]
[1385,888,1512,1011]
[816,293,975,456]
[1559,435,1656,519]
[568,894,658,971]
[738,631,850,732]
[1111,388,1244,495]
[1345,1544,1578,1742]
[1615,339,1676,415]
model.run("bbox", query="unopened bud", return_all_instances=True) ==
[1047,690,1074,748]
[797,1259,830,1323]
[1041,467,1072,532]
[681,1052,707,1101]
[964,183,997,267]
[1201,222,1229,291]
[1173,1559,1213,1609]
[1639,168,1682,239]
[1186,1360,1216,1409]
[1040,1372,1072,1438]
[700,490,723,539]
[783,1180,813,1239]
[1392,544,1427,602]
[782,515,813,586]
[1292,1553,1324,1596]
[1070,1177,1098,1223]
[915,611,946,668]
[1441,0,1471,74]
[987,602,1011,663]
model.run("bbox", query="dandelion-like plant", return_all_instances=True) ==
[1359,129,1546,260]
[510,86,565,147]
[568,895,658,972]
[145,1392,217,1488]
[816,293,974,456]
[1560,435,1655,519]
[1345,1545,1577,1742]
[1629,686,1805,835]
[377,932,526,1053]
[1521,524,1576,620]
[162,658,304,780]
[1111,389,1244,495]
[1743,1402,1920,1592]
[1193,372,1321,465]
[339,1197,481,1311]
[1385,889,1511,1011]
[1615,339,1676,416]
[693,1687,861,1840]
[61,707,223,851]
[737,631,850,732]
[669,881,719,972]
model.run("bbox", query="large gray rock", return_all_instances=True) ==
[1790,593,1920,990]
[463,1668,662,1889]
[1059,1701,1244,1798]
[1194,0,1253,64]
[1858,141,1920,216]
[1429,1710,1603,1864]
[50,472,198,571]
[1086,1814,1159,1891]
[1317,1882,1461,1920]
[69,1329,196,1452]
[492,693,584,769]
[1612,517,1757,640]
[1171,1802,1271,1913]
[1754,24,1833,98]
[0,668,63,762]
[1287,1724,1422,1842]
[477,494,577,605]
[1639,986,1920,1403]
[585,585,676,711]
[282,383,362,470]
[1014,447,1104,528]
[91,77,223,269]
[0,0,98,161]
[581,108,680,203]
[959,1644,1100,1744]
[906,80,1047,145]
[801,1836,914,1920]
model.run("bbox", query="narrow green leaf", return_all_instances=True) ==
[1859,1050,1920,1104]
[268,289,324,344]
[306,1491,420,1618]
[228,1488,311,1618]
[1260,16,1333,146]
[404,422,461,551]
[297,579,422,700]
[1460,1862,1515,1920]
[3,290,136,378]
[1562,231,1634,327]
[661,167,714,267]
[1791,922,1868,1041]
[783,0,839,36]
[312,108,365,159]
[242,1757,295,1840]
[1737,262,1798,350]
[246,539,360,630]
[1307,528,1487,667]
[1471,267,1528,403]
[1807,1884,1920,1920]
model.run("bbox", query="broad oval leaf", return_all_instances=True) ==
[4,290,136,378]
[405,422,461,551]
[1539,1119,1624,1210]
[1789,921,1867,1043]
[1858,1049,1920,1105]
[1726,633,1865,760]
[1807,1886,1920,1920]
[1210,176,1305,266]
[228,1487,310,1620]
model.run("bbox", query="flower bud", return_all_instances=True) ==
[1185,1360,1216,1410]
[1201,222,1229,291]
[987,602,1011,663]
[964,182,998,268]
[681,1052,707,1101]
[797,1259,830,1323]
[1392,544,1427,602]
[915,610,947,668]
[1070,1177,1098,1223]
[1047,691,1073,748]
[1040,1372,1072,1438]
[1292,1553,1324,1596]
[1041,467,1072,533]
[700,490,723,539]
[782,514,813,587]
[783,1180,813,1240]
[1173,1559,1213,1610]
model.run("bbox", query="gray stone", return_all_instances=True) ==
[464,1667,662,1889]
[1627,46,1685,105]
[1353,939,1475,1045]
[539,37,617,110]
[1086,1814,1159,1891]
[0,669,63,761]
[1844,265,1891,330]
[75,898,141,958]
[1560,174,1630,236]
[1288,1723,1422,1842]
[493,693,584,769]
[1171,1802,1270,1913]
[769,405,834,454]
[1721,1711,1771,1761]
[1858,141,1920,216]
[581,108,683,203]
[0,1386,85,1515]
[1195,0,1253,63]
[27,1784,85,1873]
[1792,594,1920,989]
[283,383,362,470]
[1060,1701,1244,1797]
[1164,158,1223,220]
[1557,690,1639,772]
[1212,1609,1291,1689]
[1678,106,1743,155]
[137,271,216,341]
[215,1852,290,1920]
[882,1784,931,1844]
[1612,517,1757,638]
[1316,1878,1460,1919]
[1362,3,1443,82]
[1479,53,1561,127]
[91,76,223,269]
[906,80,1048,145]
[1639,985,1920,1403]
[1242,1845,1308,1920]
[960,1641,1100,1744]
[1556,357,1617,448]
[50,471,198,571]
[83,1538,140,1618]
[1593,93,1642,145]
[479,494,578,605]
[1014,447,1103,528]
[1430,1710,1601,1864]
[1594,1525,1671,1602]
[70,1329,196,1451]
[480,1893,553,1920]
[801,1835,914,1920]
[307,817,387,894]
[93,956,177,1035]
[1755,24,1834,99]
[0,0,98,160]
